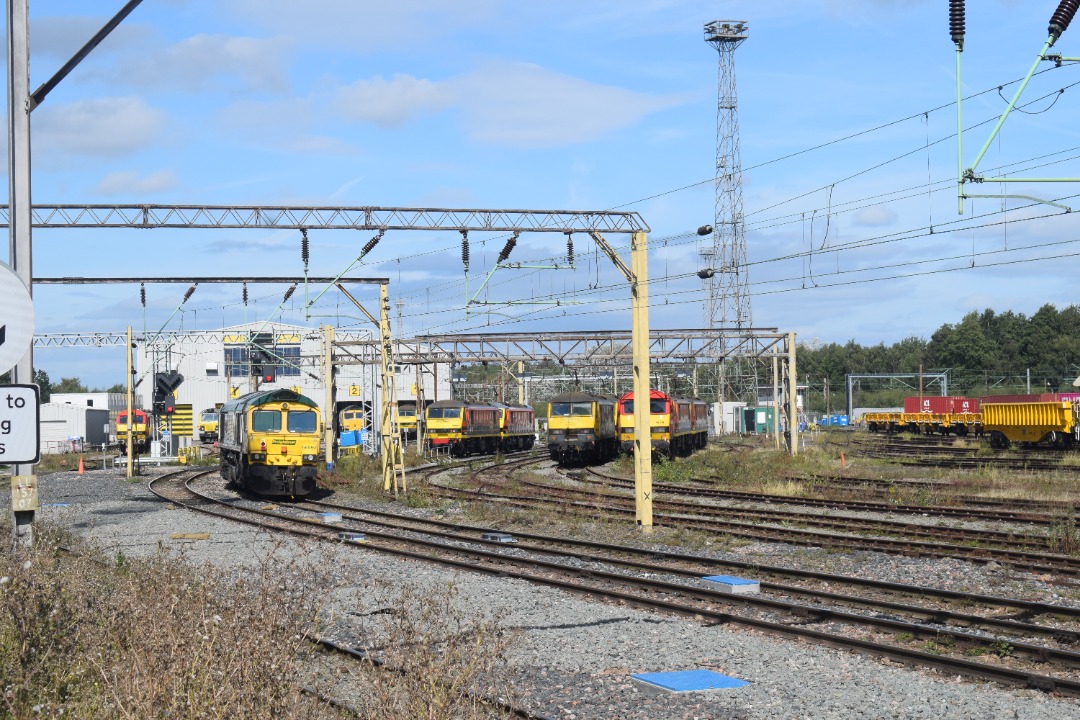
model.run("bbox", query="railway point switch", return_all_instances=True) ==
[631,668,750,693]
[702,575,760,595]
[481,532,516,543]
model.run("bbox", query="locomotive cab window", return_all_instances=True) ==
[428,407,461,419]
[620,399,669,414]
[252,410,282,432]
[550,402,594,416]
[288,410,317,433]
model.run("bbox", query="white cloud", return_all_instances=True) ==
[335,74,455,128]
[334,62,688,148]
[34,97,167,157]
[852,205,897,227]
[121,34,293,94]
[454,62,688,147]
[95,170,180,196]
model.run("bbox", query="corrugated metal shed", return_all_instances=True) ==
[39,403,110,454]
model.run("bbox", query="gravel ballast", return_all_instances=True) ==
[7,464,1080,720]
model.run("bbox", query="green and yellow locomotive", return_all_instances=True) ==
[218,388,322,497]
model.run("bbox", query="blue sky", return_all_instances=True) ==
[9,0,1080,386]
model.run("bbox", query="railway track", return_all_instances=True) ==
[293,462,1080,695]
[824,434,1080,472]
[148,459,1080,696]
[578,467,1072,526]
[426,461,1080,576]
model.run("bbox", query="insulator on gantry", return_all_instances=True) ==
[182,284,197,303]
[566,233,574,265]
[283,283,297,302]
[497,232,519,264]
[243,283,248,306]
[360,230,384,260]
[461,230,470,272]
[697,225,714,236]
[1050,0,1080,43]
[140,283,146,307]
[949,0,965,49]
[301,228,310,265]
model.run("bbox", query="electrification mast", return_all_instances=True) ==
[704,20,754,401]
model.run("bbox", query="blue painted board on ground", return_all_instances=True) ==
[703,575,757,585]
[632,669,750,692]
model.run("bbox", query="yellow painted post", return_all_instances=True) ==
[772,352,780,450]
[379,283,406,493]
[126,326,133,478]
[630,231,653,530]
[322,325,335,469]
[517,360,525,405]
[787,331,798,455]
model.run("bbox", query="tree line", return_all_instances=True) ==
[799,304,1080,413]
[0,369,125,404]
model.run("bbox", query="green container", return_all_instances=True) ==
[742,406,776,434]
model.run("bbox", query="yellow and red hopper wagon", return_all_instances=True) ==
[982,400,1080,449]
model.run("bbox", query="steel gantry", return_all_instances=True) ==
[333,328,801,455]
[12,204,673,528]
[2,204,650,233]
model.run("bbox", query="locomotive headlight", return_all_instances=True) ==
[251,453,266,461]
[302,454,317,462]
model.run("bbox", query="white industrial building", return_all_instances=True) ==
[134,322,450,447]
[39,403,110,455]
[51,392,126,414]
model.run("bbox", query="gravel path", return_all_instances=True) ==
[6,464,1080,720]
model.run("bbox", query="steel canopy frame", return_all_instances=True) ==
[845,372,949,419]
[0,204,650,233]
[333,328,788,366]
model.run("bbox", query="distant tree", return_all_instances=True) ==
[100,383,126,393]
[0,368,51,401]
[53,377,89,394]
[34,369,51,402]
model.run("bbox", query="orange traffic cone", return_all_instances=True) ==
[78,455,85,475]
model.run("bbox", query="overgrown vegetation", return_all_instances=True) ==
[348,582,521,718]
[0,525,337,719]
[0,525,525,719]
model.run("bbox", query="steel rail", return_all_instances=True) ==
[427,479,1080,577]
[152,465,1080,696]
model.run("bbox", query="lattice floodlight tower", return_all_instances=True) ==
[704,19,754,400]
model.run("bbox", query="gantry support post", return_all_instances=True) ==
[772,352,780,450]
[8,0,33,549]
[378,283,406,494]
[517,360,525,405]
[322,324,336,470]
[630,231,653,529]
[786,331,798,455]
[126,327,134,477]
